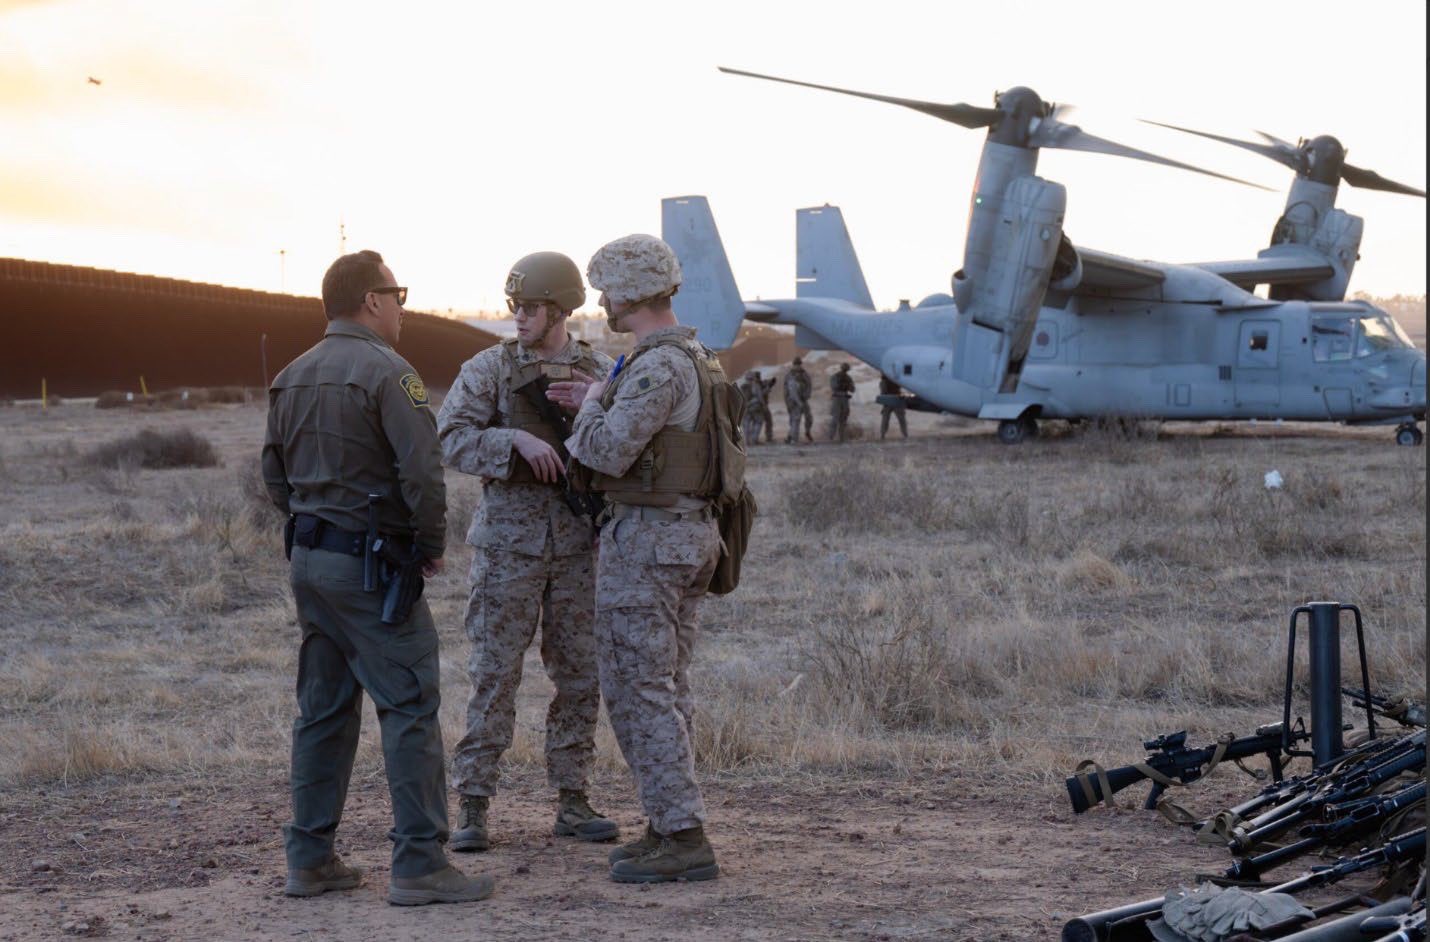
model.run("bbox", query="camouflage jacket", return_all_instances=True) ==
[784,365,812,405]
[437,336,613,557]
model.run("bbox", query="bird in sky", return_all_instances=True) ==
[87,76,102,86]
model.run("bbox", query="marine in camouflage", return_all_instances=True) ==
[739,370,767,445]
[783,360,813,444]
[586,234,683,307]
[830,364,855,443]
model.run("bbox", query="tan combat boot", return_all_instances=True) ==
[609,825,719,883]
[553,789,619,842]
[450,795,489,852]
[285,855,364,897]
[608,822,660,865]
[388,864,495,906]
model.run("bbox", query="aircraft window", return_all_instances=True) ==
[1248,331,1269,351]
[1355,315,1410,357]
[902,364,912,376]
[1311,318,1354,362]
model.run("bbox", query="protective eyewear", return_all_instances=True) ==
[370,285,408,306]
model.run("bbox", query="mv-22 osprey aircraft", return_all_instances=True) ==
[664,68,1427,445]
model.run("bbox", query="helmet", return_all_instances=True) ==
[839,363,850,372]
[505,252,585,313]
[587,234,682,307]
[791,356,803,365]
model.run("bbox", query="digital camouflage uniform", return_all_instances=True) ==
[739,372,767,445]
[437,336,613,799]
[758,377,776,443]
[879,374,908,440]
[566,326,721,837]
[830,366,856,442]
[262,319,450,880]
[783,363,813,443]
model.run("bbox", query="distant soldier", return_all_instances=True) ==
[436,252,618,854]
[552,233,725,884]
[263,250,493,906]
[830,362,855,443]
[759,376,776,444]
[783,356,813,444]
[739,369,766,445]
[879,374,908,440]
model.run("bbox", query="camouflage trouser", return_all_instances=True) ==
[595,515,720,835]
[285,546,448,879]
[786,399,812,442]
[880,402,907,438]
[449,547,599,797]
[742,412,764,445]
[759,405,774,442]
[832,396,851,442]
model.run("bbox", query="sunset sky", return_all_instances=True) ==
[1,0,1424,312]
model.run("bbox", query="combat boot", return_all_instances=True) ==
[450,795,489,853]
[284,855,364,897]
[609,825,719,883]
[608,822,660,865]
[553,789,619,842]
[387,865,495,906]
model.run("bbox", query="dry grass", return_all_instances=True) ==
[0,400,1422,800]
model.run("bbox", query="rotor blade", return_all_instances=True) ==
[718,66,1001,129]
[1341,162,1426,198]
[1032,121,1273,189]
[1142,120,1300,171]
[1255,129,1298,151]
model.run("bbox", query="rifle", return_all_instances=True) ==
[513,376,603,524]
[1216,731,1414,825]
[1344,687,1427,728]
[1061,827,1426,942]
[1066,721,1307,814]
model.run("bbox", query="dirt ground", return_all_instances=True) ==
[0,392,1420,941]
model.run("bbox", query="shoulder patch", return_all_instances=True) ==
[399,372,430,408]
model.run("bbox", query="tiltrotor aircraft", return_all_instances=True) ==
[664,68,1427,444]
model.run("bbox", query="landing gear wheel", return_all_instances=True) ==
[1394,424,1423,446]
[997,416,1037,445]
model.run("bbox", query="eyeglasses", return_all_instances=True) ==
[507,298,553,318]
[370,285,408,306]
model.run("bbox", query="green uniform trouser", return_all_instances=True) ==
[283,545,449,879]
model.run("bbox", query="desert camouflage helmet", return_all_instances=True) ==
[504,251,585,313]
[586,234,682,307]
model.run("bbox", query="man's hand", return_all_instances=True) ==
[513,429,563,483]
[545,369,600,410]
[421,556,445,578]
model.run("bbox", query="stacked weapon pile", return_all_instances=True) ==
[1062,603,1427,942]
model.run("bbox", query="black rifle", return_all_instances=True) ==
[1359,905,1425,942]
[1223,779,1426,880]
[1344,686,1427,728]
[1217,731,1414,825]
[1061,827,1426,942]
[1066,722,1306,814]
[513,376,603,523]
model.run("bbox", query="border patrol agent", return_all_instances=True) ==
[262,250,494,906]
[549,234,723,884]
[437,252,617,852]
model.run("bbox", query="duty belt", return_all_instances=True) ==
[286,513,412,558]
[601,503,714,524]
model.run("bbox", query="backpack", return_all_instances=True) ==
[688,350,757,595]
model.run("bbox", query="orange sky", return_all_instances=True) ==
[1,0,1424,311]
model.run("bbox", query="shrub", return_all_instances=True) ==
[85,428,220,470]
[95,391,155,409]
[206,386,251,404]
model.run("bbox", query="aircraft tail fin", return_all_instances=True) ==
[796,205,874,309]
[662,195,744,350]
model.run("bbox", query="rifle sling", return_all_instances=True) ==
[1073,759,1118,812]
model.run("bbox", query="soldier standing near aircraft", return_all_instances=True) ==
[739,369,766,445]
[759,375,776,443]
[879,374,908,440]
[436,252,617,853]
[830,362,855,442]
[550,234,723,884]
[263,250,493,906]
[783,356,813,443]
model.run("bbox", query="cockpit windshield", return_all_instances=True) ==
[1356,314,1414,357]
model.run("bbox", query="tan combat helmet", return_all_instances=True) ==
[587,234,682,330]
[505,251,586,315]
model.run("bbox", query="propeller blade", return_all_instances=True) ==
[1032,121,1272,189]
[718,66,1001,130]
[1254,129,1298,151]
[1142,120,1301,171]
[1340,162,1426,197]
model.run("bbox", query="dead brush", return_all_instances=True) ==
[85,428,219,470]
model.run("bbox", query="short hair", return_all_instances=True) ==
[321,250,385,320]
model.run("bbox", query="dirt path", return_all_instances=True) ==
[0,766,1253,942]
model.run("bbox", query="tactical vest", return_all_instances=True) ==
[588,337,724,508]
[500,338,604,485]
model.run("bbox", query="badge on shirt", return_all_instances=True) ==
[400,372,429,408]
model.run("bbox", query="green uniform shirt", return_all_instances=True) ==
[262,319,447,559]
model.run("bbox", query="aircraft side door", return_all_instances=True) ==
[1234,320,1281,409]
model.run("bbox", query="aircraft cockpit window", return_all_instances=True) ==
[1355,314,1412,357]
[1311,318,1354,362]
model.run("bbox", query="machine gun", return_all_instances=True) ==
[1066,721,1307,814]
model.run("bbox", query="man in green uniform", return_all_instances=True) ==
[262,249,494,906]
[830,362,855,442]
